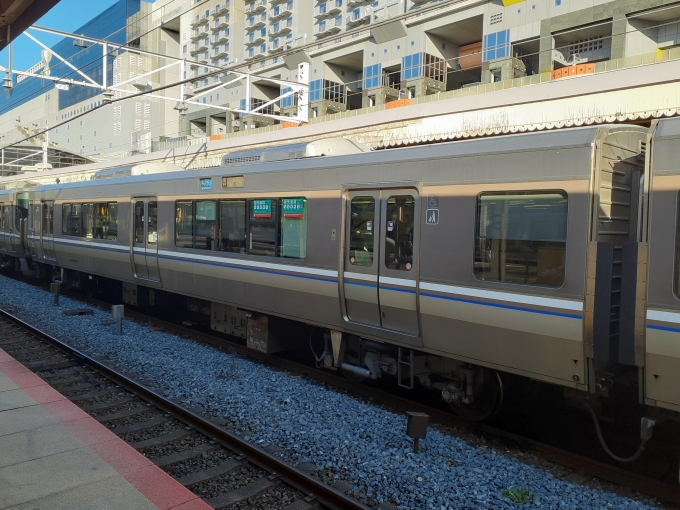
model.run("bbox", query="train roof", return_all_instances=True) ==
[5,124,647,193]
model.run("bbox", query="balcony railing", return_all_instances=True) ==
[314,0,342,18]
[314,16,342,36]
[245,0,267,16]
[270,1,293,21]
[212,1,230,16]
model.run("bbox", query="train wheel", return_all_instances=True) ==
[449,370,504,422]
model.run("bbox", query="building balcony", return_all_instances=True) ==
[270,19,293,36]
[246,14,267,30]
[245,33,266,46]
[213,46,229,59]
[269,40,285,53]
[314,17,342,36]
[212,2,230,16]
[245,0,267,16]
[347,0,371,6]
[191,26,210,40]
[245,46,267,60]
[191,41,209,54]
[191,12,210,27]
[212,16,229,30]
[269,1,293,21]
[213,31,229,44]
[346,7,371,26]
[314,0,342,18]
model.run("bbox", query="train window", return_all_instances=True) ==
[42,204,50,235]
[249,199,278,257]
[674,193,680,298]
[148,201,158,245]
[219,200,246,253]
[62,204,71,235]
[49,203,54,236]
[0,205,4,230]
[280,198,307,259]
[81,203,94,238]
[134,201,145,244]
[15,193,28,232]
[349,196,375,266]
[62,203,85,237]
[474,192,567,286]
[91,203,118,241]
[175,201,194,248]
[385,196,414,271]
[194,200,216,250]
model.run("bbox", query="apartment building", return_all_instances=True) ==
[1,0,679,162]
[181,0,680,139]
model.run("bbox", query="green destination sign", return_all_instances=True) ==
[282,198,305,218]
[252,199,272,218]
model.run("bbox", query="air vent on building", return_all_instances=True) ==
[569,36,603,55]
[490,13,503,25]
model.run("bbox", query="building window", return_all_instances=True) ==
[483,30,510,61]
[363,63,381,89]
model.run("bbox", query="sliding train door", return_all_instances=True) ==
[41,201,56,261]
[131,197,160,282]
[342,188,420,338]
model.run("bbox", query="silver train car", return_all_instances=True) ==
[0,119,678,426]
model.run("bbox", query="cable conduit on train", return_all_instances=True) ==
[585,401,649,464]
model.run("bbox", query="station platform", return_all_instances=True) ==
[0,347,211,510]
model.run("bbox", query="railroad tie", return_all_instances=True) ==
[109,416,167,434]
[279,500,315,510]
[69,387,119,403]
[130,429,192,450]
[94,405,149,423]
[206,475,281,509]
[177,458,242,486]
[80,396,134,412]
[152,443,214,468]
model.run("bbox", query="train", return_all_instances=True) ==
[1,117,679,438]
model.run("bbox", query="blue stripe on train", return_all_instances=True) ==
[420,292,582,319]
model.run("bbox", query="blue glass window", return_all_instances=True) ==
[363,63,381,89]
[401,52,422,80]
[281,86,293,107]
[483,30,510,61]
[309,79,322,101]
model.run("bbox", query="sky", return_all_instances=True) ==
[0,0,121,72]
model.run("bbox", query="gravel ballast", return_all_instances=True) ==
[0,274,666,510]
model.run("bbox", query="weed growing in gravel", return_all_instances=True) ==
[502,487,534,504]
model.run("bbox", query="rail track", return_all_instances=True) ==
[2,275,680,508]
[0,308,370,510]
[75,295,680,509]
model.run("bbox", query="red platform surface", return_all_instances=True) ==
[0,347,212,510]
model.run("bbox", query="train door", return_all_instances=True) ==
[131,197,160,282]
[0,204,5,253]
[28,201,39,258]
[41,201,56,261]
[342,189,420,338]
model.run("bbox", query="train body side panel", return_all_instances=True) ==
[644,165,680,410]
[418,180,589,386]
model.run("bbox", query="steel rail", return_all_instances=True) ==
[109,307,680,507]
[0,307,369,510]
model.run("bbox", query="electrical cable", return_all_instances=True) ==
[585,401,646,463]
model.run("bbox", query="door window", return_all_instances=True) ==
[134,201,145,244]
[384,195,414,271]
[148,201,158,245]
[349,196,375,267]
